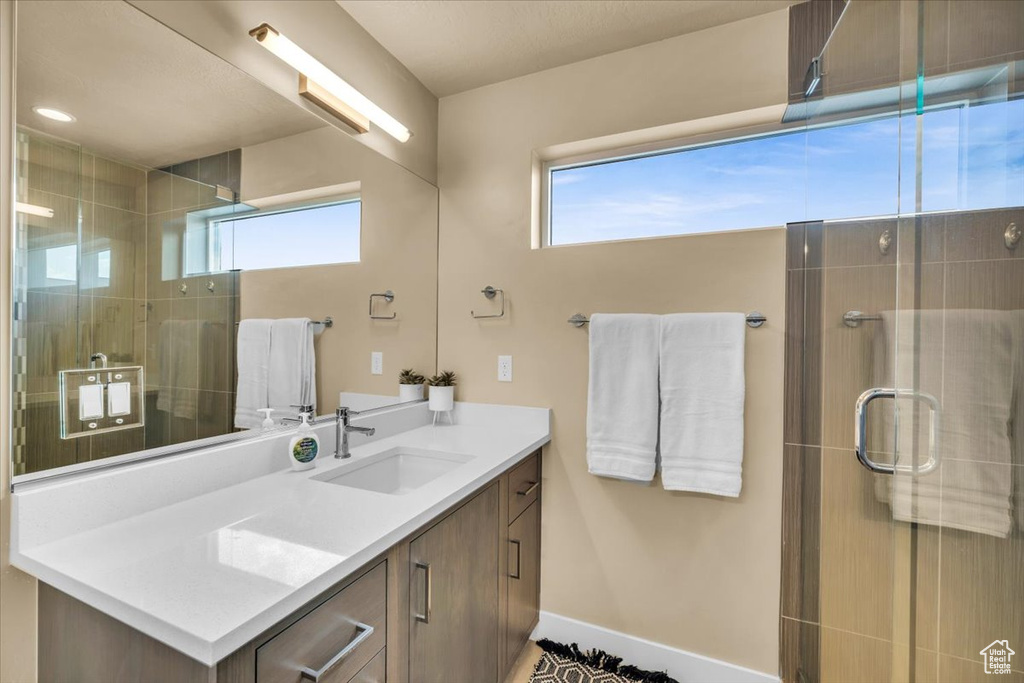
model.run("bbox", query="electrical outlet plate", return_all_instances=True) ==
[498,355,513,382]
[371,351,383,375]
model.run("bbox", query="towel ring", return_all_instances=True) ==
[369,290,397,320]
[471,286,505,319]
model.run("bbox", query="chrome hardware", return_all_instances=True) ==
[415,562,432,623]
[471,286,506,319]
[206,280,215,293]
[335,406,375,459]
[89,352,108,369]
[298,622,375,682]
[878,229,892,255]
[855,387,940,475]
[1006,222,1021,250]
[569,312,767,328]
[235,317,333,330]
[843,310,883,328]
[369,290,396,319]
[178,282,187,295]
[510,540,522,580]
[281,404,316,425]
[516,481,539,497]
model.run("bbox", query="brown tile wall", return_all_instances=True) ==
[781,208,1024,682]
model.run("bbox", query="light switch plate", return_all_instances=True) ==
[498,355,513,382]
[371,351,383,375]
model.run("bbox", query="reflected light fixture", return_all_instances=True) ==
[248,23,411,143]
[32,106,75,123]
[16,202,54,218]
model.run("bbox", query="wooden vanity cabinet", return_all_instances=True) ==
[37,450,542,683]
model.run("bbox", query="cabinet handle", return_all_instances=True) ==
[299,622,374,682]
[415,562,432,624]
[516,481,539,497]
[509,539,522,580]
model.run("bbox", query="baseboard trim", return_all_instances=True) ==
[531,611,780,683]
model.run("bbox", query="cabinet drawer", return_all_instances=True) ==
[351,648,385,683]
[508,451,540,523]
[257,562,386,683]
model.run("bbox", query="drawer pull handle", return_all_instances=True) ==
[299,621,374,682]
[415,561,432,624]
[516,481,539,497]
[510,539,522,580]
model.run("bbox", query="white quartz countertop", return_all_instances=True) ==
[11,405,550,666]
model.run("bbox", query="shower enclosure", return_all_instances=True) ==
[13,129,241,475]
[782,1,1023,681]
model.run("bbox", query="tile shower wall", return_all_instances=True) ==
[144,164,238,450]
[781,209,1024,683]
[13,130,240,473]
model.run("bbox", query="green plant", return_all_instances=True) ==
[427,371,457,387]
[399,368,425,385]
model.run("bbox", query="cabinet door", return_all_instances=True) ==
[409,484,499,683]
[506,500,540,667]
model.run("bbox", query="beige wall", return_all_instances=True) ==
[436,10,789,674]
[127,0,439,184]
[1,1,39,681]
[239,126,438,411]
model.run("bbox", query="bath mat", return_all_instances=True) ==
[529,639,678,683]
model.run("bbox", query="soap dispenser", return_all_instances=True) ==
[288,413,320,471]
[258,408,275,430]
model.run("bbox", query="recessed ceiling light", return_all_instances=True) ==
[32,106,75,123]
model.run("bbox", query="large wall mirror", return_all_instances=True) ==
[11,0,438,480]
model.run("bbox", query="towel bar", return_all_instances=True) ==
[568,312,767,328]
[234,317,333,330]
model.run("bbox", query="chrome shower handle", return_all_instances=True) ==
[855,387,940,475]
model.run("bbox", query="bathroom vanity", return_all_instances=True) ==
[12,403,549,683]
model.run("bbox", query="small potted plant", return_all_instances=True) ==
[427,371,457,413]
[398,368,426,402]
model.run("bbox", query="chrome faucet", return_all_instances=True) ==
[336,406,375,458]
[281,404,316,425]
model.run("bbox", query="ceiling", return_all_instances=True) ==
[16,0,325,169]
[337,0,798,97]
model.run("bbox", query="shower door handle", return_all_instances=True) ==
[855,388,940,475]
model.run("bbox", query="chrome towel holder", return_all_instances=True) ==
[568,311,767,328]
[471,286,506,319]
[369,290,397,319]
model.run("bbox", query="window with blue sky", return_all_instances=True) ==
[549,99,1023,246]
[207,200,361,272]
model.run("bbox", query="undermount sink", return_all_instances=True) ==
[313,447,474,495]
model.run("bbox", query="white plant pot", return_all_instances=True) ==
[399,383,425,402]
[428,385,454,412]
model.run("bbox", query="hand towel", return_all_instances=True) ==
[873,309,1015,537]
[659,313,746,496]
[586,314,661,482]
[234,319,272,429]
[268,318,317,422]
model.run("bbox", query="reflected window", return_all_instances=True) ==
[44,244,77,282]
[186,199,361,274]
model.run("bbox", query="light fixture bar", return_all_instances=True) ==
[16,202,54,218]
[299,75,369,134]
[249,23,411,143]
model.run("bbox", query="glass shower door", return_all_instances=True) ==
[796,1,1024,681]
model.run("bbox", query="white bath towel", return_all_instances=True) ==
[586,314,661,482]
[268,318,317,422]
[156,319,200,420]
[659,313,746,496]
[234,319,272,429]
[873,310,1015,538]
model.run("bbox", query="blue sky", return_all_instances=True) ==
[550,99,1024,246]
[218,201,361,271]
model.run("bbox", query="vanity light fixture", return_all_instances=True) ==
[248,23,411,143]
[15,202,54,218]
[32,106,75,123]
